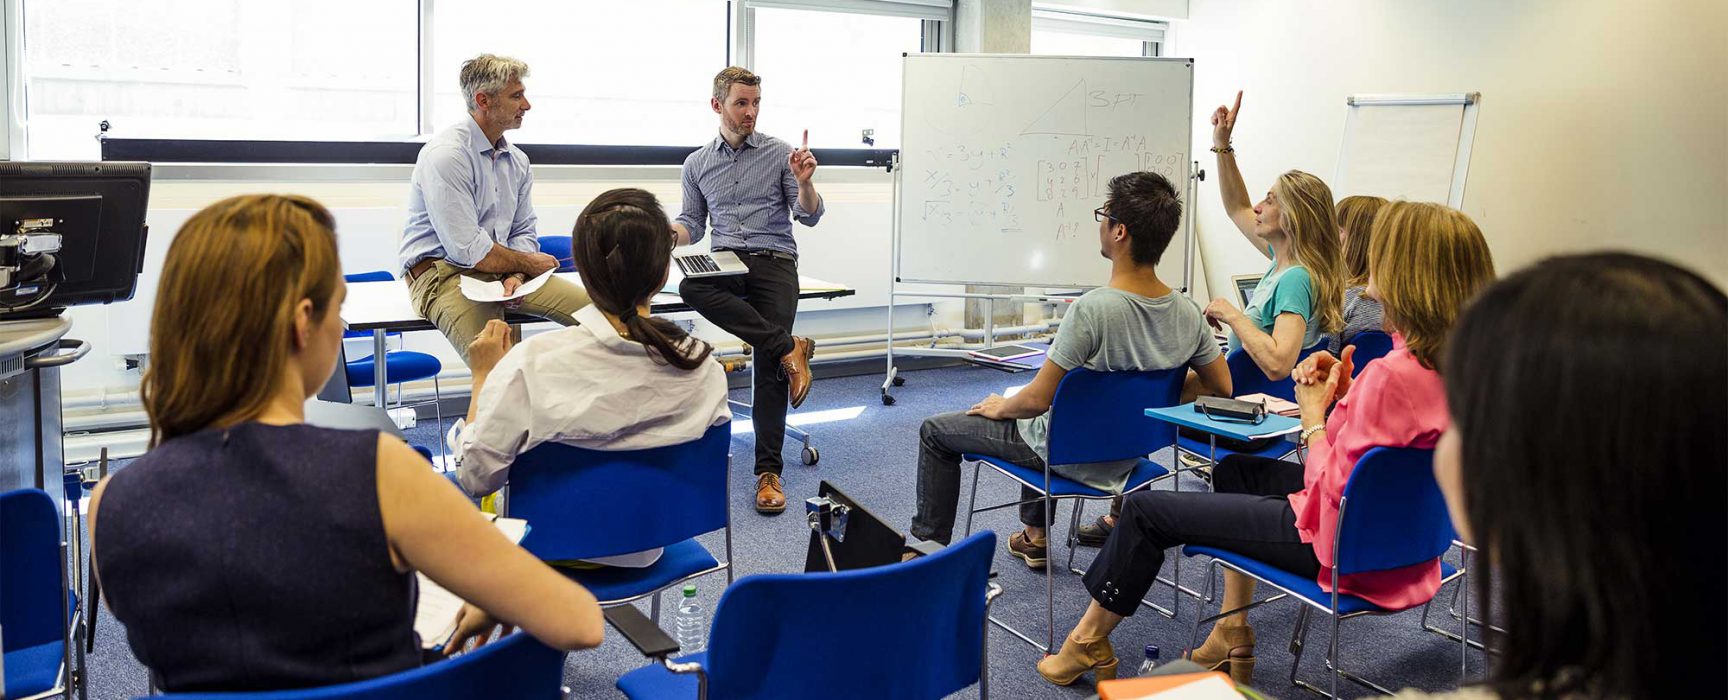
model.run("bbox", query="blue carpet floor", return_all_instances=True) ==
[80,364,1484,698]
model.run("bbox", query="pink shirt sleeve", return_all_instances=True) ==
[1289,350,1448,561]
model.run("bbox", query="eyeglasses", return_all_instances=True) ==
[1094,207,1117,223]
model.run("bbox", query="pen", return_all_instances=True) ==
[802,129,808,150]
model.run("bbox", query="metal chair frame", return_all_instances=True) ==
[1183,450,1467,698]
[959,368,1188,654]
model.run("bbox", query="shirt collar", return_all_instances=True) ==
[463,115,508,155]
[575,304,637,353]
[713,131,763,153]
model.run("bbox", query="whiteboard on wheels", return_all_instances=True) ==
[896,54,1194,289]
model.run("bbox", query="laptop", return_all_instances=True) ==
[674,250,748,278]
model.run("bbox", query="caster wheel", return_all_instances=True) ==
[892,376,906,387]
[882,394,897,406]
[802,446,820,465]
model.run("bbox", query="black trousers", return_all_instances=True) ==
[678,252,799,475]
[1082,455,1321,617]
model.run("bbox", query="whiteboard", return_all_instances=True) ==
[896,54,1194,289]
[1334,93,1480,207]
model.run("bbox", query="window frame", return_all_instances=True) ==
[1030,6,1167,58]
[8,0,949,166]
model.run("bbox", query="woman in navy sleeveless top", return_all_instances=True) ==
[89,194,604,693]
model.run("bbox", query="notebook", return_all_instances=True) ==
[415,516,530,650]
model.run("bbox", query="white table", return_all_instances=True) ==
[338,271,852,408]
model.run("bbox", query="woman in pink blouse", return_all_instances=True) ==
[1037,202,1496,688]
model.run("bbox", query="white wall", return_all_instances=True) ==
[1175,0,1728,298]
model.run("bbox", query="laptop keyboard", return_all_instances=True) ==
[677,255,721,275]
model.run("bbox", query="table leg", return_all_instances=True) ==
[373,329,389,409]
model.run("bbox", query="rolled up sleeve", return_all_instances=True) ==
[421,148,496,268]
[675,161,709,245]
[455,355,535,496]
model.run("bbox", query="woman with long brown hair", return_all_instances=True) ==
[88,194,603,693]
[1039,202,1494,689]
[449,187,730,567]
[1329,194,1390,353]
[1197,91,1346,383]
[1399,253,1726,699]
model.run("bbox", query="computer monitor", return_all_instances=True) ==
[0,161,151,320]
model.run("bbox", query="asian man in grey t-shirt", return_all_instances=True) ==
[909,172,1233,569]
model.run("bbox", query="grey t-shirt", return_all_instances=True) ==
[1015,286,1221,491]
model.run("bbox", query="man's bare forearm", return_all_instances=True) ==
[470,243,538,275]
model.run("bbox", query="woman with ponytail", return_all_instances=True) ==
[450,188,730,567]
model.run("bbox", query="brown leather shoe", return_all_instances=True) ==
[755,473,787,514]
[779,336,815,409]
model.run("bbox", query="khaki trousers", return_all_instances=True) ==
[407,260,591,365]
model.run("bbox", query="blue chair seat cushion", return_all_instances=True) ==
[3,640,64,698]
[1183,545,1385,616]
[555,539,720,604]
[616,651,707,698]
[964,454,1168,498]
[1176,434,1297,463]
[346,351,442,387]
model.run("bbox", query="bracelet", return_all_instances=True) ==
[1300,424,1326,445]
[1210,145,1235,154]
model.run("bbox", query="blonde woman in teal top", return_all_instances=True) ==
[1196,91,1344,387]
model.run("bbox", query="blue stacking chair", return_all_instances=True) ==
[960,367,1185,652]
[1175,340,1328,468]
[615,532,1003,700]
[343,271,445,462]
[1345,330,1396,378]
[146,631,566,700]
[1181,447,1464,698]
[2,488,86,700]
[537,235,577,272]
[503,423,733,622]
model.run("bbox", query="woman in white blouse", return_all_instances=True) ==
[449,188,731,568]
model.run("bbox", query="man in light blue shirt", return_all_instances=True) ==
[399,54,590,364]
[670,66,824,515]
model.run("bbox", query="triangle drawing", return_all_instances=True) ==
[1020,80,1090,136]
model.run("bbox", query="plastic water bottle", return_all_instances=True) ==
[674,585,706,653]
[1136,644,1161,676]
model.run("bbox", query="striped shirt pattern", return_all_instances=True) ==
[675,131,824,257]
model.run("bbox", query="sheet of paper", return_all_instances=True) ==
[415,517,530,649]
[1146,674,1240,699]
[459,268,555,303]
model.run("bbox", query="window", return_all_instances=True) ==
[1031,29,1148,57]
[749,6,927,149]
[12,0,951,160]
[430,0,727,146]
[22,0,418,159]
[1030,8,1164,58]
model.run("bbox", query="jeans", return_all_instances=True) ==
[678,253,799,475]
[911,411,1058,544]
[1082,454,1320,617]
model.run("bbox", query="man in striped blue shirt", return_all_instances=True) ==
[671,66,825,514]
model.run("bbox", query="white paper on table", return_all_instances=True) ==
[458,268,555,303]
[415,517,530,649]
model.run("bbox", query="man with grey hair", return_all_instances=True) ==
[398,53,590,365]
